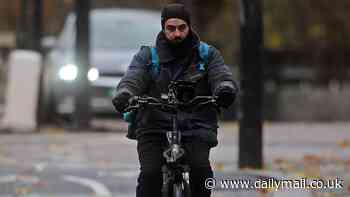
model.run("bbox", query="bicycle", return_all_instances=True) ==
[124,81,218,197]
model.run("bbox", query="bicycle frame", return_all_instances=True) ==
[124,80,217,197]
[160,82,192,197]
[161,110,191,197]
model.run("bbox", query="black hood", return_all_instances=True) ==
[155,30,200,64]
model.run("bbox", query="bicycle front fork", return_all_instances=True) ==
[161,165,191,197]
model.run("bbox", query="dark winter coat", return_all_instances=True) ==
[115,31,237,147]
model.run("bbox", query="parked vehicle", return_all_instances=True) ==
[43,8,160,116]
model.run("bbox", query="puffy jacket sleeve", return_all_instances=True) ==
[207,46,239,95]
[115,46,152,96]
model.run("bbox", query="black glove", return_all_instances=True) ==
[215,87,236,109]
[112,90,133,113]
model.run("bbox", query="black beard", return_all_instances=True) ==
[166,31,192,47]
[155,30,197,62]
[167,34,192,58]
[166,36,186,46]
[171,37,185,45]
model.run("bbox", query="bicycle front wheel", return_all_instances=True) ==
[173,183,184,197]
[173,182,191,197]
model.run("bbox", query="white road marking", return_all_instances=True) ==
[0,175,16,183]
[112,170,139,178]
[34,162,48,172]
[62,175,112,197]
[0,175,39,184]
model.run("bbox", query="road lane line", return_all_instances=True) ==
[112,170,139,178]
[0,175,16,183]
[62,175,112,197]
[0,175,40,184]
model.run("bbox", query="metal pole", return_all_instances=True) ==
[16,0,28,49]
[33,0,43,52]
[32,0,45,127]
[238,0,264,169]
[73,0,91,129]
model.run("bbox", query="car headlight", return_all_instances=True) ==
[58,64,99,82]
[88,67,99,82]
[58,64,78,81]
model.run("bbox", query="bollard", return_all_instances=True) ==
[1,50,42,132]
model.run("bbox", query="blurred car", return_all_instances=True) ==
[43,8,160,116]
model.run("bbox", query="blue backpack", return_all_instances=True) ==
[123,42,210,138]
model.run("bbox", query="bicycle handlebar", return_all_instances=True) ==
[186,96,218,107]
[124,95,218,113]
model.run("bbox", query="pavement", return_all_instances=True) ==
[0,120,349,197]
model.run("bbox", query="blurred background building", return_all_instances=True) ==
[0,0,349,122]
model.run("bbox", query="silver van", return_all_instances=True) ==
[43,8,160,115]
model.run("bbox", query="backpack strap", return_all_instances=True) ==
[150,46,160,76]
[149,42,209,75]
[123,111,134,122]
[197,41,210,71]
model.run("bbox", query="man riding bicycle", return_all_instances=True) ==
[112,3,238,197]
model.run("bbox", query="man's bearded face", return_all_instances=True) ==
[164,18,189,45]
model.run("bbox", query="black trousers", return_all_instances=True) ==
[136,133,213,197]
